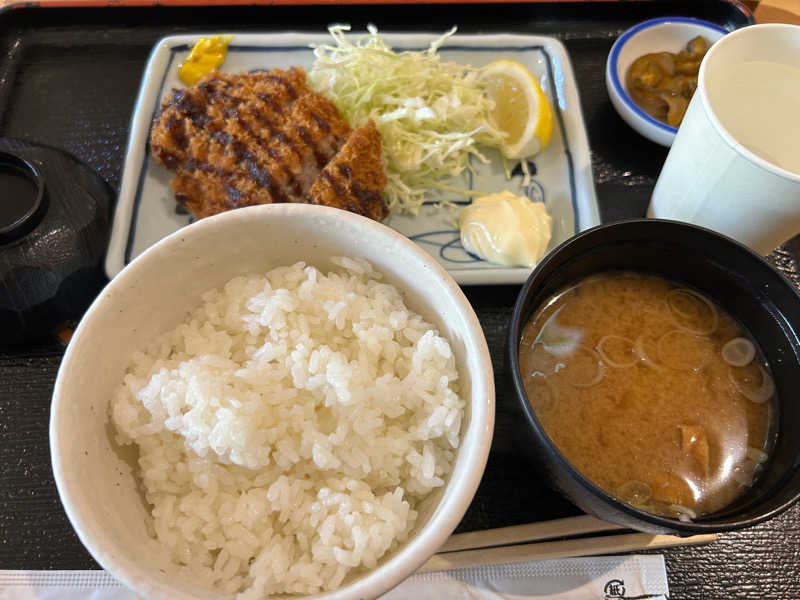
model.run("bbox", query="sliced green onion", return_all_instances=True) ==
[722,337,756,367]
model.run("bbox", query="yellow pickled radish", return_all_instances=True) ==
[178,35,232,86]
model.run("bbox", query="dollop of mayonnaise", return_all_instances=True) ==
[459,191,552,267]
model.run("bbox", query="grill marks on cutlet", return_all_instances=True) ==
[309,120,389,222]
[154,75,285,212]
[263,73,299,99]
[150,67,353,217]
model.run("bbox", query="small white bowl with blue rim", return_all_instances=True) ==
[606,17,729,146]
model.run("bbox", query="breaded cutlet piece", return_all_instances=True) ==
[309,120,388,222]
[149,67,383,219]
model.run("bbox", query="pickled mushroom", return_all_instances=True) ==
[625,36,710,128]
[686,35,709,56]
[664,95,689,127]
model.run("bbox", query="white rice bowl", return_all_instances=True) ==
[51,204,493,600]
[110,257,465,598]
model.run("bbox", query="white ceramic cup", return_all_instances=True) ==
[649,24,800,255]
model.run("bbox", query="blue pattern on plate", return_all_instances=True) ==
[409,160,545,264]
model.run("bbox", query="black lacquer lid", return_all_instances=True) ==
[0,139,112,343]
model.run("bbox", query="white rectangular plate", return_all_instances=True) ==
[106,32,600,284]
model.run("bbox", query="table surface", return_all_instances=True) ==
[1,3,799,598]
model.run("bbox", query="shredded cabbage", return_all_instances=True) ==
[308,25,505,215]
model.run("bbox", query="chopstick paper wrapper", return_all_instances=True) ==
[0,555,669,599]
[1,515,715,598]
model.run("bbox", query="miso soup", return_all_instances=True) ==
[519,272,777,520]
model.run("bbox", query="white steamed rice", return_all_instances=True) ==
[111,257,464,597]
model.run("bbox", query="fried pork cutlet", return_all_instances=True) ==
[149,67,388,220]
[309,120,388,221]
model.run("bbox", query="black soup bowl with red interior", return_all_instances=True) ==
[508,219,800,535]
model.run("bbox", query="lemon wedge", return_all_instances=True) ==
[480,60,553,159]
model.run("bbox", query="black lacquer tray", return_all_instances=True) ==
[2,2,800,598]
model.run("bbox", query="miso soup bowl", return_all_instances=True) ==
[508,218,800,535]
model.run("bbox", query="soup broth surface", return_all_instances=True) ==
[519,273,776,520]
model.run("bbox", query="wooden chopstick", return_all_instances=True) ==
[439,515,626,553]
[423,531,717,573]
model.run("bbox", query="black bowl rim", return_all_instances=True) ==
[0,150,46,243]
[508,217,800,534]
